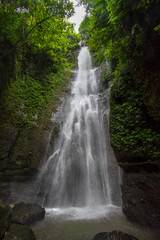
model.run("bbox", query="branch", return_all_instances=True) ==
[0,16,52,59]
[144,68,159,77]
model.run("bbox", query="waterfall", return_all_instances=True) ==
[37,47,121,213]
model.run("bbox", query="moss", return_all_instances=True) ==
[5,224,36,240]
[110,72,160,162]
[101,69,113,89]
[3,67,67,128]
[136,68,160,124]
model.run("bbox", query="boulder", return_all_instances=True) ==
[121,173,160,226]
[11,202,45,225]
[0,199,10,239]
[4,223,36,240]
[92,232,109,240]
[92,230,139,240]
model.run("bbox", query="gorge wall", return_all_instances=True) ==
[109,60,160,226]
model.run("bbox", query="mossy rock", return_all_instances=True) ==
[5,224,36,240]
[11,202,45,225]
[0,199,10,239]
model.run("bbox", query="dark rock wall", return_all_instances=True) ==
[109,66,160,226]
[93,55,160,226]
[121,171,160,226]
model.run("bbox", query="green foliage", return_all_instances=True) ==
[78,15,90,41]
[154,24,160,34]
[5,68,67,127]
[0,0,80,116]
[77,0,94,13]
[101,68,113,87]
[0,0,75,56]
[79,0,160,68]
[0,0,80,82]
[110,75,160,160]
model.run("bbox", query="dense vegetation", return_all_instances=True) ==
[0,0,80,126]
[0,0,80,169]
[79,0,160,163]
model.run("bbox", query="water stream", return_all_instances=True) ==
[37,47,121,213]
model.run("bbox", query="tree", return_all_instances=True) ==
[0,0,75,57]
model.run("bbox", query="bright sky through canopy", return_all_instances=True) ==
[69,0,86,33]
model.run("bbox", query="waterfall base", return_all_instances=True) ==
[45,205,121,220]
[31,209,160,240]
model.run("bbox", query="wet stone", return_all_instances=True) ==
[0,199,10,239]
[92,230,139,240]
[11,202,45,225]
[4,223,36,240]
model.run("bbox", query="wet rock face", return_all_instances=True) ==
[4,224,36,240]
[11,202,45,225]
[0,200,10,239]
[0,125,19,168]
[0,200,45,240]
[121,173,160,226]
[92,230,139,240]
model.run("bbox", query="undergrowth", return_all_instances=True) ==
[5,68,69,128]
[110,73,160,161]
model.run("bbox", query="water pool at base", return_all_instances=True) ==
[31,206,160,240]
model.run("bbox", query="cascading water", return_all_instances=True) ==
[37,47,121,216]
[31,48,159,240]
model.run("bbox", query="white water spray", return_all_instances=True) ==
[38,47,121,217]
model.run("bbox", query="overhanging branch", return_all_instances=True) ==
[0,16,52,59]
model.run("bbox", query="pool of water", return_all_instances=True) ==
[31,205,160,240]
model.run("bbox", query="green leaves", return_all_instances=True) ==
[5,68,68,127]
[0,0,80,74]
[0,0,75,49]
[0,0,80,129]
[154,24,160,34]
[110,76,160,160]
